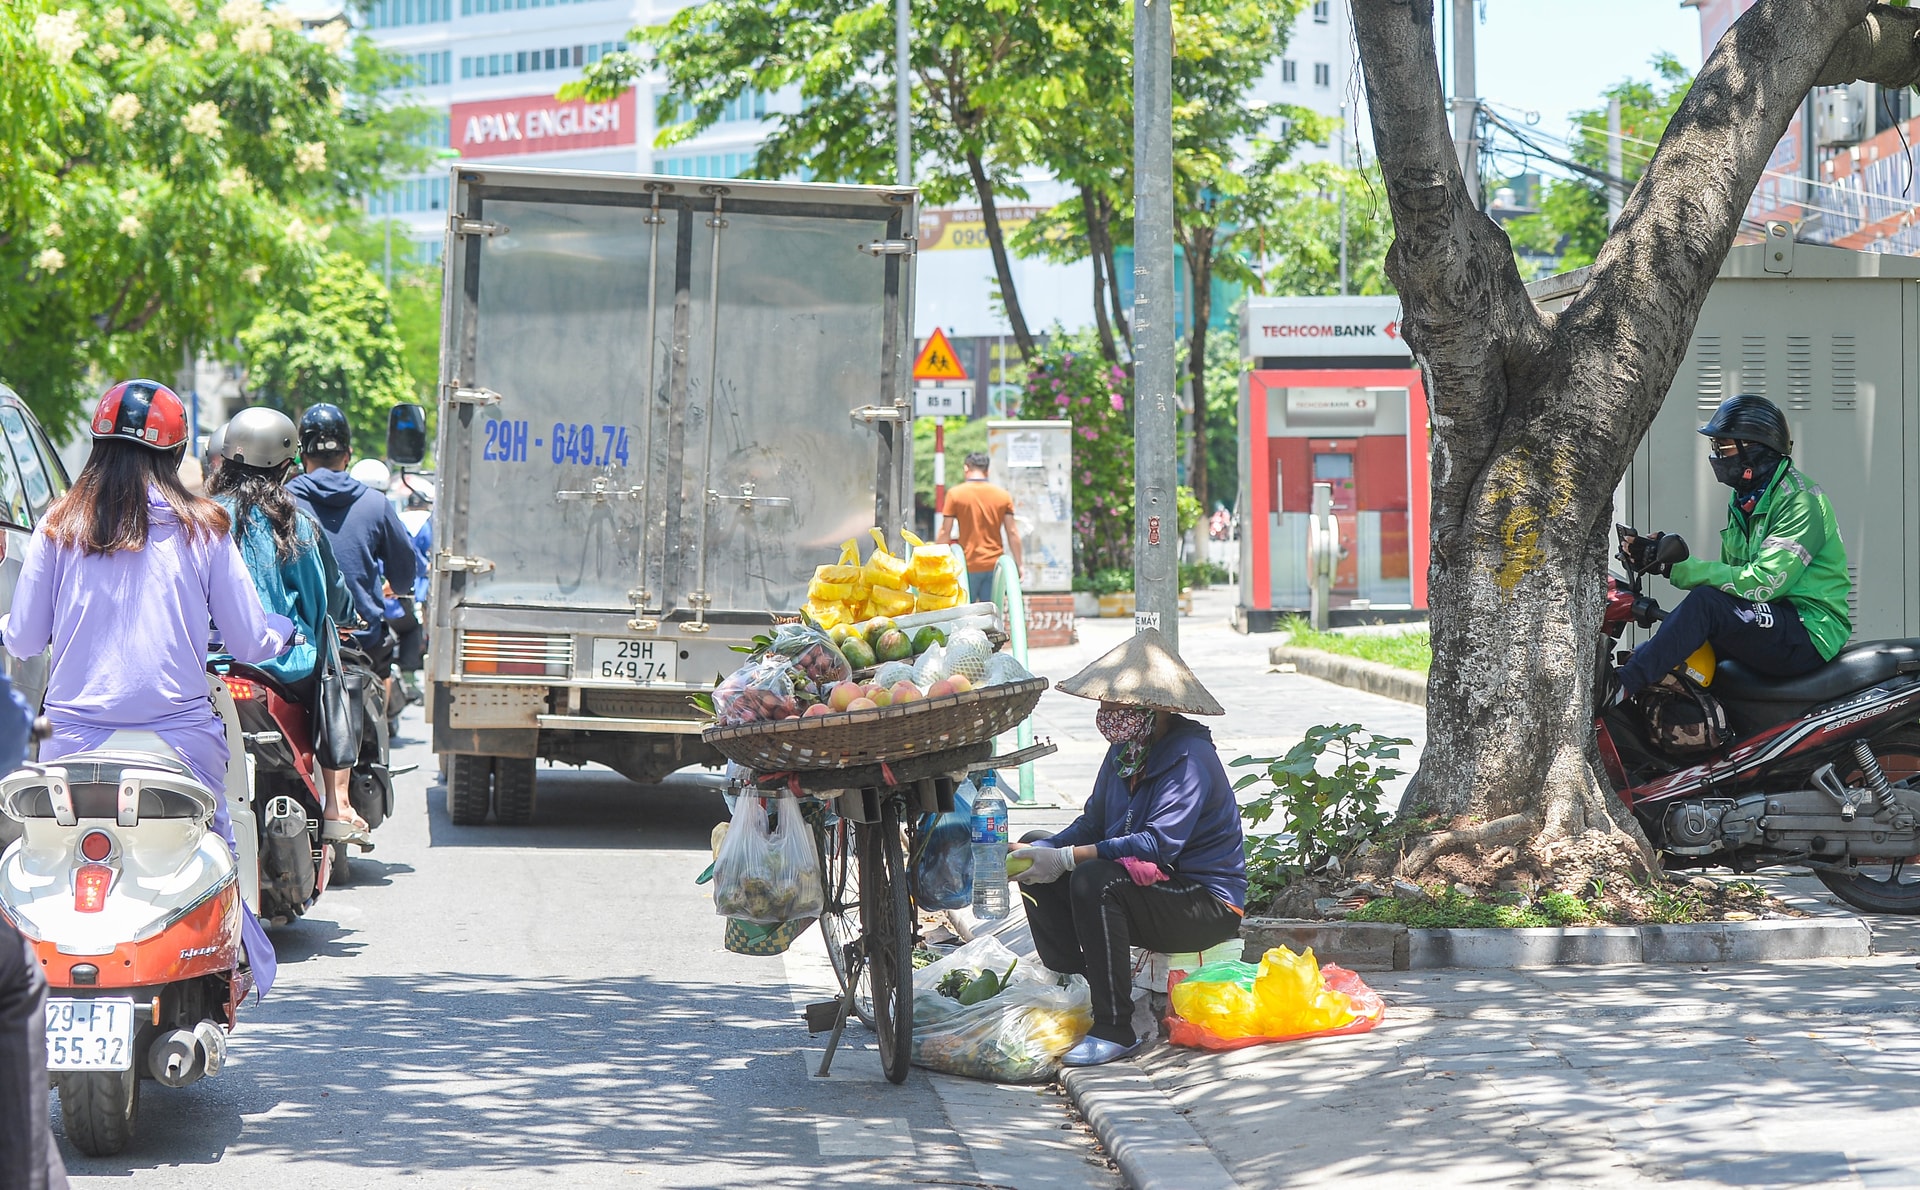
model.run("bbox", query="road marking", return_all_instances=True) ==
[815,1116,912,1156]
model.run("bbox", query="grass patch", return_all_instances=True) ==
[1349,885,1602,928]
[1281,617,1432,673]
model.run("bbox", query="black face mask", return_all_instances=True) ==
[1710,443,1781,492]
[1709,453,1750,488]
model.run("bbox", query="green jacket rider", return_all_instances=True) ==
[1615,393,1851,700]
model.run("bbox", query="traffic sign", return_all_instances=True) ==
[912,328,969,381]
[915,382,973,417]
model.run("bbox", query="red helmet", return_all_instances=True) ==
[91,379,189,451]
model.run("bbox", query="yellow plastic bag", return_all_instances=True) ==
[1168,946,1359,1042]
[862,528,910,590]
[902,528,963,590]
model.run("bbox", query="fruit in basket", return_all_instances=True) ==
[869,687,893,708]
[803,703,832,718]
[847,696,877,712]
[874,629,913,663]
[862,616,896,645]
[944,628,995,683]
[926,678,956,699]
[911,626,948,655]
[948,674,974,694]
[840,636,876,671]
[828,682,862,712]
[890,680,923,703]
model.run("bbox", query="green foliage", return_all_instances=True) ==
[1281,616,1432,673]
[1505,54,1693,275]
[1175,484,1203,537]
[1348,886,1600,928]
[238,251,415,439]
[0,0,428,435]
[1234,724,1409,907]
[330,219,444,405]
[1018,330,1133,576]
[1256,162,1395,297]
[1201,329,1240,507]
[1180,560,1229,589]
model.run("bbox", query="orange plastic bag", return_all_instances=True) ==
[1167,946,1385,1050]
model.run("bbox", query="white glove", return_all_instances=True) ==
[1009,844,1075,885]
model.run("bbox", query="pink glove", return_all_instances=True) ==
[1118,856,1169,886]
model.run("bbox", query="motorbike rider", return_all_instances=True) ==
[1,380,292,997]
[1614,393,1852,701]
[211,408,372,847]
[394,478,432,703]
[286,404,417,686]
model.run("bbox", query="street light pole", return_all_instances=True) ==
[1133,0,1178,650]
[895,0,910,184]
[1450,0,1479,204]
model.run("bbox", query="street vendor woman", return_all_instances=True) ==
[1009,628,1245,1067]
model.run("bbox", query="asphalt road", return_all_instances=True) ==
[56,706,1116,1188]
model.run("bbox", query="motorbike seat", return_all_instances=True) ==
[1714,640,1920,705]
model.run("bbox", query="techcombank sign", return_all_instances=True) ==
[451,90,636,158]
[1243,296,1410,360]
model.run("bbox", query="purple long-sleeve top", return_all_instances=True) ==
[3,490,294,730]
[1045,716,1249,910]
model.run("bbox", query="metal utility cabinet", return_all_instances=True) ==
[430,166,917,824]
[1532,236,1920,643]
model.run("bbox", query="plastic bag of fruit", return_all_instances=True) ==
[911,936,1092,1082]
[902,528,965,590]
[712,656,802,726]
[712,793,825,924]
[768,623,853,687]
[809,538,863,598]
[862,528,912,592]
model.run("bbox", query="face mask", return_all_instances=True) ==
[1096,706,1156,744]
[1709,452,1751,489]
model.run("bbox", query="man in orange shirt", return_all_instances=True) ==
[939,452,1024,604]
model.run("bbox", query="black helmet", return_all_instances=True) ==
[1699,394,1791,456]
[298,403,351,456]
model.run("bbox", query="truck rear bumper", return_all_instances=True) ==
[534,714,704,735]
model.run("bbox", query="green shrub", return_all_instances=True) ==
[1234,723,1409,908]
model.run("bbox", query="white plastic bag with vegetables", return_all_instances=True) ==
[712,794,825,924]
[911,935,1092,1082]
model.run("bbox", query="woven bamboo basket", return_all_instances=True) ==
[702,677,1048,772]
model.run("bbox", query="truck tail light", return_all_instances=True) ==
[458,632,571,678]
[74,864,113,913]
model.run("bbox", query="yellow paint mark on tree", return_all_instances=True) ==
[1483,445,1576,596]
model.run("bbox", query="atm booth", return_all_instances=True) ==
[1235,296,1431,632]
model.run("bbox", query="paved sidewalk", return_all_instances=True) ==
[1142,953,1920,1189]
[1013,587,1425,836]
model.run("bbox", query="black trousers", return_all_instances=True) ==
[1620,586,1826,697]
[0,924,68,1189]
[1021,858,1242,1044]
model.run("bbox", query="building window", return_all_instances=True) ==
[1312,0,1329,22]
[1281,59,1296,84]
[1313,62,1330,87]
[653,152,755,179]
[369,0,450,28]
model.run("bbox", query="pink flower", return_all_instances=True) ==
[1056,393,1070,408]
[1093,495,1104,508]
[1109,392,1124,412]
[1080,471,1093,483]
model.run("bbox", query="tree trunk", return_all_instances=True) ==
[1351,0,1903,885]
[1083,187,1122,365]
[1182,229,1214,516]
[964,150,1037,361]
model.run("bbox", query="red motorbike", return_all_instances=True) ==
[1599,528,1920,912]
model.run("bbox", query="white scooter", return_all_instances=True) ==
[0,677,261,1157]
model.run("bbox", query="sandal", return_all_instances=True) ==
[320,819,376,852]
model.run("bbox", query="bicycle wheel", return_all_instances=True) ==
[860,802,913,1084]
[814,808,872,1026]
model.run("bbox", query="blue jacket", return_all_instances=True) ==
[218,501,346,685]
[1046,716,1248,910]
[288,468,417,650]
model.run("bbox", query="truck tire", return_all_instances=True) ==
[446,754,492,826]
[59,1067,139,1157]
[493,757,537,826]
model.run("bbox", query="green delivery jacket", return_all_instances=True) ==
[1668,461,1852,661]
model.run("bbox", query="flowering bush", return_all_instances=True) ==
[1019,331,1134,578]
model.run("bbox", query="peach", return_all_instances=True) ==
[948,674,974,694]
[869,688,893,708]
[803,703,832,718]
[828,683,862,712]
[926,679,957,699]
[890,681,923,703]
[846,696,878,711]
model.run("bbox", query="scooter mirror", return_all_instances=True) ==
[387,404,428,466]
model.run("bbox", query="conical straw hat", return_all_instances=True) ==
[1056,628,1224,715]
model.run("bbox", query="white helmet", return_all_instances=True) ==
[350,458,391,491]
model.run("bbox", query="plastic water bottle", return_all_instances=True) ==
[970,771,1009,920]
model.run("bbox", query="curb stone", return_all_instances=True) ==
[1240,915,1872,969]
[1269,645,1427,706]
[1059,1063,1242,1190]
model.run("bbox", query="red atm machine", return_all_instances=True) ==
[1235,297,1430,632]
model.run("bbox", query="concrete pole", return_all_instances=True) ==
[1450,0,1478,204]
[1606,95,1624,229]
[895,0,911,184]
[1133,0,1178,650]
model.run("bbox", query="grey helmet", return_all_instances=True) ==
[222,407,300,470]
[204,421,229,464]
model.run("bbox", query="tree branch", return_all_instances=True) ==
[1817,3,1920,86]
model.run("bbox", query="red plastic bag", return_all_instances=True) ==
[1166,962,1386,1050]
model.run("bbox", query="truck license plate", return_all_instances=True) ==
[590,638,678,685]
[45,998,135,1072]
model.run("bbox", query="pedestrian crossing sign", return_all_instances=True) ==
[912,328,969,381]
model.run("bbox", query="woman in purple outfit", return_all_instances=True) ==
[1,380,294,995]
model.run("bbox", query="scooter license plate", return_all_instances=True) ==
[45,998,136,1072]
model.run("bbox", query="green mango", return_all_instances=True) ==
[910,626,947,655]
